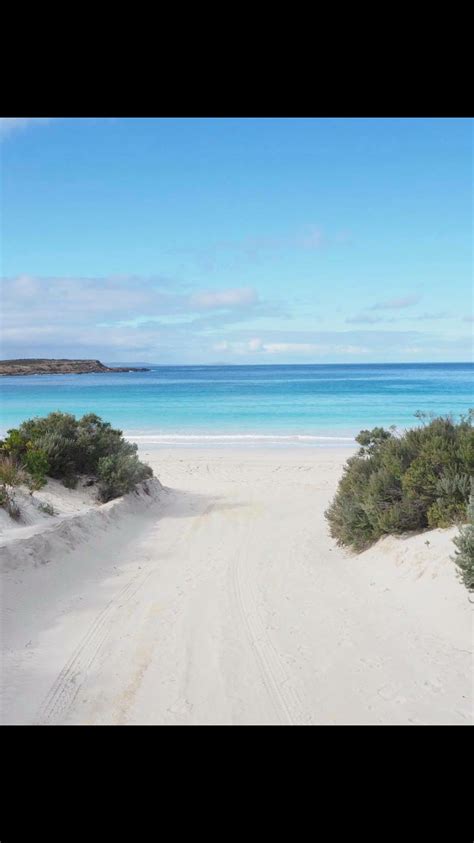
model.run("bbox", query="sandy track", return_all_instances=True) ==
[1,448,472,725]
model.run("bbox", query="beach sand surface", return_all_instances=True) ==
[1,447,472,725]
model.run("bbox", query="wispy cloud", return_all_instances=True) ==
[209,327,472,364]
[0,275,279,360]
[297,225,325,249]
[168,224,345,274]
[346,309,451,325]
[0,117,54,140]
[213,336,371,356]
[346,314,396,324]
[189,287,258,310]
[257,341,324,355]
[410,311,450,320]
[1,274,470,364]
[371,295,421,310]
[2,276,265,323]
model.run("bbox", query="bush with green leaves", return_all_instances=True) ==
[23,445,49,492]
[62,474,79,489]
[75,414,137,472]
[0,453,27,488]
[0,454,27,519]
[2,413,73,480]
[0,488,21,519]
[325,412,474,551]
[97,452,153,502]
[38,501,55,516]
[0,411,153,508]
[452,495,474,593]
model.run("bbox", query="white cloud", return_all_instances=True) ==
[0,275,274,360]
[371,295,421,310]
[261,342,321,354]
[207,327,473,364]
[298,225,325,249]
[213,338,369,356]
[347,308,453,325]
[260,342,369,355]
[346,314,396,324]
[189,287,258,310]
[1,273,470,364]
[1,277,264,324]
[8,274,41,297]
[0,118,53,139]
[169,224,336,274]
[336,345,370,355]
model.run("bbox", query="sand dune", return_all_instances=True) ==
[1,448,472,725]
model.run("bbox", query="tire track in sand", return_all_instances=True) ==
[35,567,156,724]
[35,492,218,725]
[230,499,307,725]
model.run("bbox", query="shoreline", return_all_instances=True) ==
[2,362,472,446]
[0,427,359,446]
[128,434,358,449]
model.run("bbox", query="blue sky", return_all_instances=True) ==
[1,117,472,363]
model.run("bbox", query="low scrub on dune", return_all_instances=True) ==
[325,412,474,553]
[452,495,474,593]
[0,412,153,515]
[0,453,27,519]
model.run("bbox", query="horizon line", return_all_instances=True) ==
[105,360,473,367]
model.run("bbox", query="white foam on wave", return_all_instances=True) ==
[126,432,356,444]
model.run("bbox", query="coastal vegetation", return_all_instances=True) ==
[0,411,153,516]
[452,495,474,593]
[0,454,26,519]
[325,412,474,566]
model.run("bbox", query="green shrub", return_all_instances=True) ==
[23,445,49,492]
[0,453,27,488]
[1,412,153,508]
[376,498,425,534]
[97,453,153,502]
[452,495,474,592]
[62,475,79,489]
[0,454,25,519]
[427,500,468,528]
[0,488,21,520]
[38,501,55,516]
[34,430,77,479]
[75,413,137,473]
[355,426,395,455]
[1,427,28,460]
[326,413,473,551]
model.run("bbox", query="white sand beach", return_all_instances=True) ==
[1,446,472,725]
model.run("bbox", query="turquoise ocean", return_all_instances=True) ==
[0,363,472,446]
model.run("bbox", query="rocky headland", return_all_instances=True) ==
[0,359,150,376]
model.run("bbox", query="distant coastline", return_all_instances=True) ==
[0,359,150,377]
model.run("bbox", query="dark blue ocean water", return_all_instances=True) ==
[0,363,472,445]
